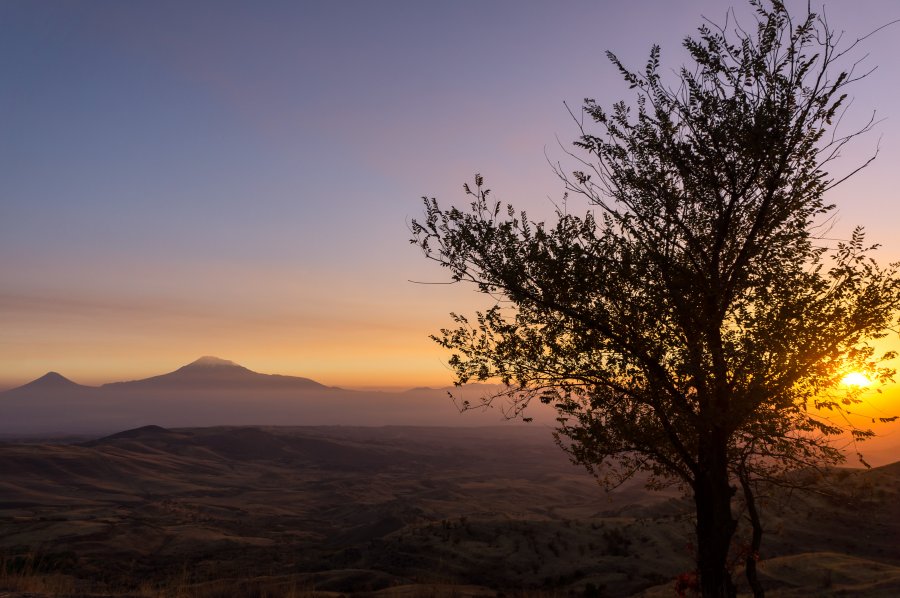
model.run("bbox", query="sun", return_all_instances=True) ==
[840,372,872,388]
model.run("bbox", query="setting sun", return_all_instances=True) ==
[841,372,872,387]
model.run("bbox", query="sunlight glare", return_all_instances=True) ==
[840,372,872,388]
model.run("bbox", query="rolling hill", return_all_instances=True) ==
[0,425,898,597]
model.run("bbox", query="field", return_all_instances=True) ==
[1,425,899,597]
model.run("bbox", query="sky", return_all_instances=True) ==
[2,0,900,390]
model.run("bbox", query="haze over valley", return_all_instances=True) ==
[0,356,549,437]
[2,356,899,595]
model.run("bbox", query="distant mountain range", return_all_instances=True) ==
[3,356,332,397]
[2,357,897,466]
[0,357,544,436]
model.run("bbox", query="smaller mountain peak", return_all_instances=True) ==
[187,356,240,368]
[5,371,84,393]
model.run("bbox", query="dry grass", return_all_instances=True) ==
[0,553,76,595]
[750,551,900,597]
[2,427,898,597]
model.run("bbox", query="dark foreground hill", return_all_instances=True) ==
[1,426,899,597]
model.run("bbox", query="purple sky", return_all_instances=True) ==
[2,0,899,388]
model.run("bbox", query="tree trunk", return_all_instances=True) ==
[739,473,765,597]
[694,433,738,598]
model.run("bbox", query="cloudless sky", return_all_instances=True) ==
[2,0,899,389]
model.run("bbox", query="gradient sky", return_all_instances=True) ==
[2,0,900,389]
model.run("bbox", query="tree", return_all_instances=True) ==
[410,2,900,596]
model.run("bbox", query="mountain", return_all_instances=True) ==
[16,371,88,390]
[101,355,332,391]
[0,357,552,436]
[1,371,94,399]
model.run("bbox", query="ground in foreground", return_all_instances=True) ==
[1,426,898,597]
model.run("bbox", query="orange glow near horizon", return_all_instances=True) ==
[0,344,458,391]
[0,275,480,391]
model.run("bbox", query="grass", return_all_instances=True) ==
[0,552,76,595]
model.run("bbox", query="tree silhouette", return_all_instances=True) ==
[411,2,900,597]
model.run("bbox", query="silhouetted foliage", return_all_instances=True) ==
[411,2,900,597]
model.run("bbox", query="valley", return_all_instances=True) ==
[1,425,899,597]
